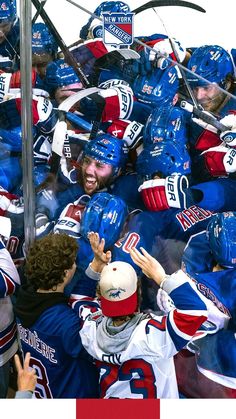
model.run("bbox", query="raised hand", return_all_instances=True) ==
[88,231,111,273]
[14,352,37,393]
[129,246,166,286]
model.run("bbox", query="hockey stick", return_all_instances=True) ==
[31,0,91,87]
[63,0,223,95]
[132,0,206,15]
[180,101,228,132]
[64,1,236,131]
[32,0,47,24]
[148,7,228,130]
[150,7,201,109]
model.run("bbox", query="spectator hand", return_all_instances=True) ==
[88,231,111,273]
[129,246,166,286]
[14,352,37,393]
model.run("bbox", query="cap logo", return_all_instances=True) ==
[107,287,125,299]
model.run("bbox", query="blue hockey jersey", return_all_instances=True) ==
[182,231,236,326]
[14,275,99,398]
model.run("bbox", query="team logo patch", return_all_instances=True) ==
[102,12,134,46]
[1,3,9,11]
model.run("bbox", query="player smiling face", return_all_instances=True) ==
[193,84,226,112]
[81,156,113,195]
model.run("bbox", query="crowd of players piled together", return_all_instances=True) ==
[1,0,236,399]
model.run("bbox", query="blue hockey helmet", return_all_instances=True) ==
[143,103,188,146]
[83,134,128,177]
[187,45,234,88]
[45,59,81,93]
[80,1,130,40]
[132,65,179,107]
[136,141,191,182]
[32,23,58,56]
[0,125,22,152]
[80,192,128,249]
[0,0,16,24]
[207,212,236,268]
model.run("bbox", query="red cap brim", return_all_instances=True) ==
[100,292,138,317]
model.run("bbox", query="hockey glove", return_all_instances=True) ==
[219,113,236,146]
[35,213,55,238]
[0,68,49,102]
[138,175,192,211]
[107,119,143,149]
[0,95,57,133]
[80,84,134,122]
[53,197,88,238]
[201,145,236,176]
[37,188,59,220]
[0,187,24,216]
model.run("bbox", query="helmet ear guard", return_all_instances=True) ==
[207,212,236,268]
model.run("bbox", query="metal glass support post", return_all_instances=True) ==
[20,0,36,252]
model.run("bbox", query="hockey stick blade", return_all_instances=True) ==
[132,0,206,14]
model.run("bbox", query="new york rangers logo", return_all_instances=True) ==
[102,12,134,46]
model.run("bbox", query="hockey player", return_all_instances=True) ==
[31,22,58,79]
[182,211,236,328]
[0,216,21,398]
[14,234,99,398]
[174,211,236,398]
[77,232,208,399]
[45,58,83,104]
[186,45,236,175]
[36,133,128,230]
[0,0,20,71]
[135,46,236,213]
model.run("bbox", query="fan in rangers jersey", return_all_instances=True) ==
[77,232,208,399]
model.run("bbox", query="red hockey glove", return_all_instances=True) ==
[107,119,143,149]
[138,175,189,211]
[201,145,236,176]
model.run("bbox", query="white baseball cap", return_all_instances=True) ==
[100,261,138,317]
